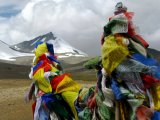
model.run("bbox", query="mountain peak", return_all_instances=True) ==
[10,32,87,57]
[35,32,57,42]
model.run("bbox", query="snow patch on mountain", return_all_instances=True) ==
[0,40,33,61]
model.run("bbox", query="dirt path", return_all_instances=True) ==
[0,79,95,120]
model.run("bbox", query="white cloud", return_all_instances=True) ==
[0,0,160,55]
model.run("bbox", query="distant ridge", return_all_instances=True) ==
[0,39,9,46]
[147,48,160,62]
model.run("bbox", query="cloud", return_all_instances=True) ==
[0,0,115,55]
[0,0,160,55]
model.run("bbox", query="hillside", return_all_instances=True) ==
[0,56,97,81]
[0,48,159,80]
[147,48,160,62]
[0,61,30,79]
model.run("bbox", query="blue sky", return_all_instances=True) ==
[0,5,20,18]
[0,0,160,55]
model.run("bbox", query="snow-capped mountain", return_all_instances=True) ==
[10,32,88,58]
[0,40,33,61]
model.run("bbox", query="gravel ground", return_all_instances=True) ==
[0,79,95,120]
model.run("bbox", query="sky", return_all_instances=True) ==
[0,0,160,56]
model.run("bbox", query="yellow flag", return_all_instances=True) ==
[33,68,52,93]
[102,35,129,74]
